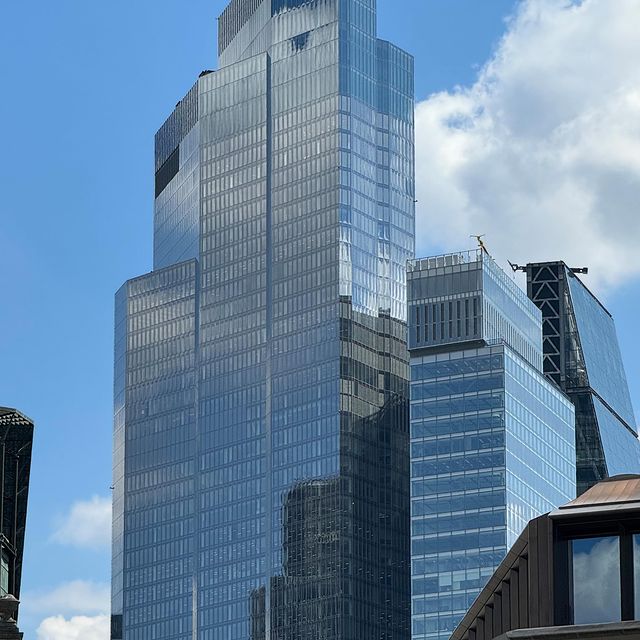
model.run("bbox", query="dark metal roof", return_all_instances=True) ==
[525,261,613,318]
[0,409,33,428]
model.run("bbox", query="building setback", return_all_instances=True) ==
[407,251,576,640]
[525,262,640,496]
[112,1,415,639]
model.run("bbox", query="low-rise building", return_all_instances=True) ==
[452,474,640,640]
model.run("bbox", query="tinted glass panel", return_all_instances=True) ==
[572,536,621,625]
[154,146,180,198]
[567,274,636,428]
[593,395,640,477]
[410,344,574,640]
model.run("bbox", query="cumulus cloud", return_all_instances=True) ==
[20,581,110,640]
[22,580,110,618]
[36,614,109,640]
[415,0,640,293]
[51,495,111,549]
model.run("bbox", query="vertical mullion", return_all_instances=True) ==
[621,533,634,621]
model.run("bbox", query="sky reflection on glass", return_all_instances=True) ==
[572,536,621,625]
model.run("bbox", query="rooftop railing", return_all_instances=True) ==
[407,249,484,272]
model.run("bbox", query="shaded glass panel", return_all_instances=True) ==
[504,348,576,542]
[567,273,636,428]
[634,534,640,619]
[572,536,621,625]
[593,395,640,477]
[483,256,543,370]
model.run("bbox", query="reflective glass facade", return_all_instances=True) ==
[113,1,414,639]
[408,253,575,640]
[526,262,640,495]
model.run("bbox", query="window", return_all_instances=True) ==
[0,552,8,596]
[572,536,621,624]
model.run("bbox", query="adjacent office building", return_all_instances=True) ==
[112,1,415,638]
[451,474,640,640]
[525,262,640,495]
[0,407,34,640]
[407,251,576,640]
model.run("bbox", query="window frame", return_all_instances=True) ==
[554,515,640,625]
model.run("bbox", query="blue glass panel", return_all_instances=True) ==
[593,395,640,477]
[504,347,576,543]
[482,255,543,370]
[567,273,636,428]
[412,374,504,400]
[410,344,575,640]
[412,355,503,380]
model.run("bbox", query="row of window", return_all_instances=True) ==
[412,531,506,557]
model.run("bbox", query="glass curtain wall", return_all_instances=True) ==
[113,1,415,639]
[410,345,575,640]
[408,253,575,640]
[526,262,640,496]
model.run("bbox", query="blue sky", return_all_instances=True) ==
[1,0,639,637]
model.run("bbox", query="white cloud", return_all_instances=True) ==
[21,582,110,640]
[36,614,109,640]
[22,581,110,617]
[51,495,111,549]
[415,0,640,293]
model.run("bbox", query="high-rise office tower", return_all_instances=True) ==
[525,262,639,496]
[0,407,34,640]
[112,1,415,639]
[407,251,576,640]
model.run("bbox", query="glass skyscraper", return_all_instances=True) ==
[407,251,575,640]
[112,1,415,639]
[525,261,640,496]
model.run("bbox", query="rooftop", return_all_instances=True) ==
[550,474,640,519]
[407,248,484,273]
[0,408,34,428]
[526,260,612,319]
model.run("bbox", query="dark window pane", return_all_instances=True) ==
[634,534,640,619]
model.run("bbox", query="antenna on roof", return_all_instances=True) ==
[470,234,489,255]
